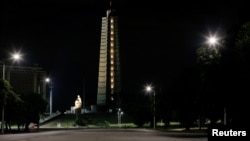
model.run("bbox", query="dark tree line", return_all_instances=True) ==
[0,79,47,133]
[122,21,250,130]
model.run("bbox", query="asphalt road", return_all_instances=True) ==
[0,128,207,141]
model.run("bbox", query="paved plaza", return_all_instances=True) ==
[0,128,207,141]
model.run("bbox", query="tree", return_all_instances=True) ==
[4,92,23,132]
[0,79,21,133]
[20,92,47,131]
[234,21,250,66]
[230,21,250,129]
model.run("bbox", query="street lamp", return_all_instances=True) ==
[207,35,227,126]
[45,78,53,115]
[207,36,218,47]
[206,34,222,55]
[117,108,123,127]
[207,34,224,56]
[1,52,23,134]
[145,85,156,129]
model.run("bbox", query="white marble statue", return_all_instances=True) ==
[73,95,82,110]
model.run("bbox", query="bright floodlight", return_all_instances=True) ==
[46,78,50,82]
[13,53,21,60]
[205,34,220,47]
[10,52,22,62]
[208,37,218,45]
[146,85,152,92]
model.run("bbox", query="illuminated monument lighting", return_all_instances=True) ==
[97,1,121,111]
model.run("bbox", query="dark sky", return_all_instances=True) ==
[1,0,249,111]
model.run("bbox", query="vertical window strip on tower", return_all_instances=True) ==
[110,17,115,96]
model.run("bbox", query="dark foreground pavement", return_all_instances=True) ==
[0,128,207,141]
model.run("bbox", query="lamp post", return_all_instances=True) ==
[199,34,227,126]
[1,62,5,134]
[146,85,156,129]
[117,108,123,127]
[1,52,22,134]
[46,78,53,115]
[2,53,22,79]
[207,35,227,126]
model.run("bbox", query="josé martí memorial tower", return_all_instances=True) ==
[96,1,121,112]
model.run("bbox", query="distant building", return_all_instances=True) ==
[0,64,47,98]
[97,2,121,112]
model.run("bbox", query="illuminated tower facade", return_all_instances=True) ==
[97,2,121,111]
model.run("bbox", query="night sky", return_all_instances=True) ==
[1,0,249,112]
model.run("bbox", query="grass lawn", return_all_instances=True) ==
[40,112,137,128]
[40,113,208,132]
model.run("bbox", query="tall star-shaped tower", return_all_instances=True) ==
[97,1,121,112]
